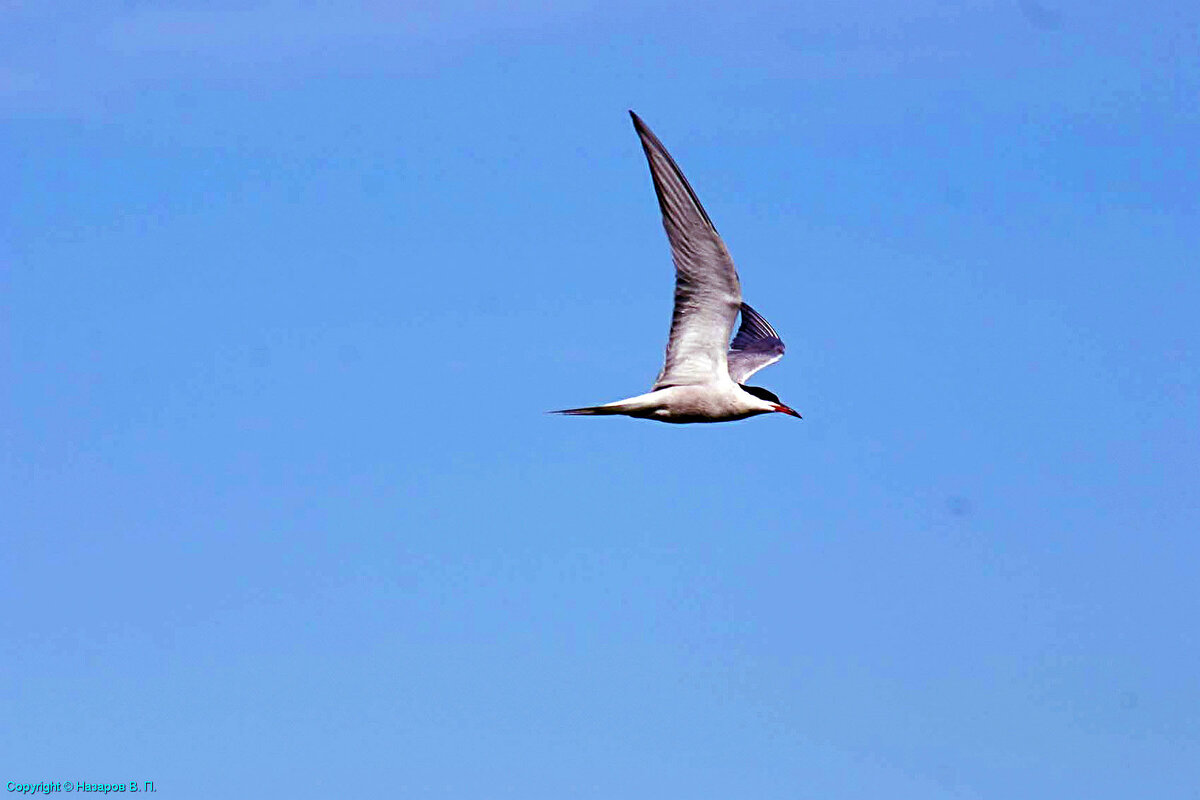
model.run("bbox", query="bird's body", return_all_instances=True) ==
[556,381,782,424]
[555,111,801,424]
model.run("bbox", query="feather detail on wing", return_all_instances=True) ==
[629,111,742,389]
[727,302,786,383]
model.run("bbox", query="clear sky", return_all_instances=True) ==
[3,2,1198,797]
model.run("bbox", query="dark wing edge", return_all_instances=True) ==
[629,110,720,233]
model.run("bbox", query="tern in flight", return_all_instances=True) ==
[554,111,801,423]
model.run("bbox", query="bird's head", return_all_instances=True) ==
[740,384,802,419]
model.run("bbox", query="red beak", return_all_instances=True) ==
[773,404,802,418]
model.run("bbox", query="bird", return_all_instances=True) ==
[554,111,801,424]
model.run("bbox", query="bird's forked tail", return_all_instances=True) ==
[550,402,632,416]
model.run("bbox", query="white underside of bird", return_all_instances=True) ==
[555,111,801,424]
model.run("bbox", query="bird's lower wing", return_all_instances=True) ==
[727,302,786,383]
[630,111,742,389]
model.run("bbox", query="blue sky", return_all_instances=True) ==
[3,1,1198,797]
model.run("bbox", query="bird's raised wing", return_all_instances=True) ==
[727,302,786,383]
[630,111,742,389]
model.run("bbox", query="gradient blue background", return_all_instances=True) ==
[3,2,1198,797]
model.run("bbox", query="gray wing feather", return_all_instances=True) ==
[630,111,742,389]
[727,302,786,383]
